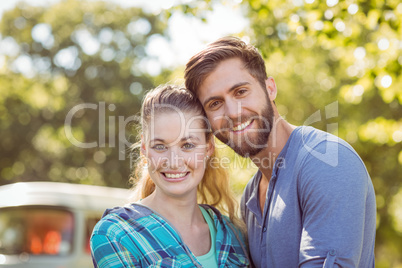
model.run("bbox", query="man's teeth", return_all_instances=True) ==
[232,120,252,131]
[165,172,187,178]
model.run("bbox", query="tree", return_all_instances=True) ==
[1,0,401,265]
[0,0,169,188]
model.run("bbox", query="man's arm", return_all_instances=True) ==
[298,142,376,267]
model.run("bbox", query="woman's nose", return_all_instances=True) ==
[167,148,184,169]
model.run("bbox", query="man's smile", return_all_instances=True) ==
[231,119,253,132]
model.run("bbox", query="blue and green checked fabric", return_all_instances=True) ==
[90,203,250,267]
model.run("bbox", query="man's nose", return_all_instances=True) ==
[224,100,242,122]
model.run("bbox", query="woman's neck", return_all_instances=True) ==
[141,191,203,227]
[140,190,212,257]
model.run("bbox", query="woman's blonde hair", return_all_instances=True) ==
[129,84,244,229]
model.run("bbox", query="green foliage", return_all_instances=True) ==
[0,0,169,187]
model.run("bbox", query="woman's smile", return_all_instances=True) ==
[162,171,190,182]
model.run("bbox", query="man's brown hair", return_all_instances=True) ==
[184,36,268,96]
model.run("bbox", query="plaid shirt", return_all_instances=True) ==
[90,203,250,267]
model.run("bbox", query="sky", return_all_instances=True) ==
[0,0,248,73]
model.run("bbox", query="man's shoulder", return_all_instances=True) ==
[293,127,370,187]
[294,126,359,161]
[295,126,341,147]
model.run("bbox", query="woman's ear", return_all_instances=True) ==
[206,136,215,158]
[140,134,147,156]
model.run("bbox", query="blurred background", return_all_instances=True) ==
[0,0,401,267]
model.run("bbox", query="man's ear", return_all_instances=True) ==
[265,77,277,101]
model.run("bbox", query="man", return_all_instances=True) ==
[184,36,376,267]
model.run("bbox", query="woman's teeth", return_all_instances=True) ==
[164,172,187,178]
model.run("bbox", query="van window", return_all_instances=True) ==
[85,216,101,254]
[0,206,74,256]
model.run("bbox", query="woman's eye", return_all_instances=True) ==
[152,144,166,151]
[182,143,195,150]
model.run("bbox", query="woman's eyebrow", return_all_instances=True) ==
[149,138,165,143]
[181,135,201,142]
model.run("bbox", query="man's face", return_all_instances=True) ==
[197,58,274,158]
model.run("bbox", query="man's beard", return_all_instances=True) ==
[214,99,274,158]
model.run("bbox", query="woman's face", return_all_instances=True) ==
[142,110,213,199]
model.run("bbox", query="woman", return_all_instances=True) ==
[90,84,250,267]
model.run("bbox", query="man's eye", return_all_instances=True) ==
[182,143,195,150]
[209,100,220,109]
[236,89,247,96]
[152,144,166,150]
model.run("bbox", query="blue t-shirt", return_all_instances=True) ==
[241,126,376,267]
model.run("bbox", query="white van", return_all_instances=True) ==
[0,181,130,268]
